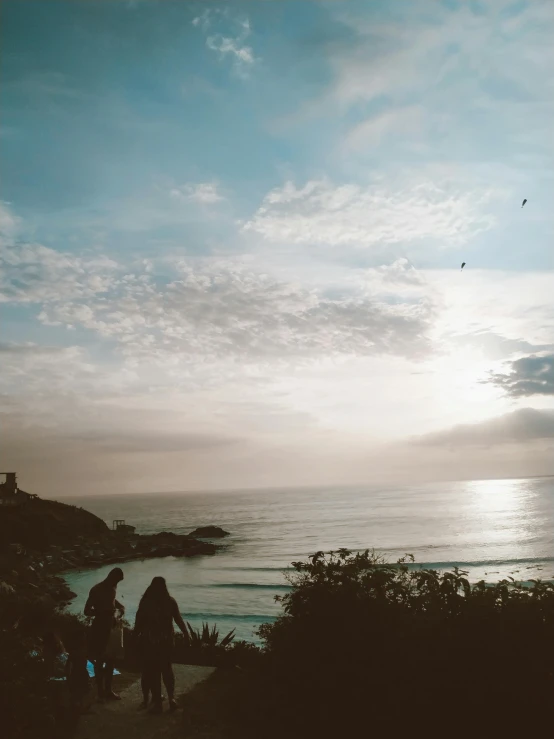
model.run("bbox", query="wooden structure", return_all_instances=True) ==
[0,472,37,507]
[112,519,136,535]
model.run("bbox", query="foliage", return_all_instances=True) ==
[204,549,554,739]
[124,621,239,669]
[173,622,236,667]
[225,639,262,668]
[182,665,264,738]
[0,592,88,739]
[186,621,236,649]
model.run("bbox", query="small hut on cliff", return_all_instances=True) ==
[0,472,37,507]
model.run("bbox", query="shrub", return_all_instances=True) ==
[213,550,554,738]
[0,592,88,739]
[124,621,240,669]
[186,621,235,649]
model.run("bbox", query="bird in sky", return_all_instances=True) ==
[461,262,466,270]
[522,198,527,208]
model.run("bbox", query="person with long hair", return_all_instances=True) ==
[84,567,125,701]
[134,576,189,713]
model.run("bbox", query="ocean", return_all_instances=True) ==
[61,477,554,643]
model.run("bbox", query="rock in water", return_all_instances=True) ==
[189,525,230,539]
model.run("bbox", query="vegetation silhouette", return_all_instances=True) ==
[188,549,554,738]
[5,550,554,737]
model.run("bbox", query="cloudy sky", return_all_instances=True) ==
[1,0,553,496]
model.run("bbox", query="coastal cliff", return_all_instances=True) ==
[0,496,224,605]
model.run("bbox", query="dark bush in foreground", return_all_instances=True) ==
[0,593,88,739]
[207,550,554,738]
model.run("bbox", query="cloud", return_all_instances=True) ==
[72,429,238,454]
[169,182,224,204]
[0,240,118,304]
[487,354,554,397]
[0,342,69,356]
[0,203,118,303]
[36,259,435,363]
[326,1,554,111]
[415,408,554,448]
[206,34,254,67]
[0,341,135,404]
[191,8,219,31]
[367,258,426,288]
[345,106,425,150]
[276,0,553,168]
[195,12,256,75]
[0,202,20,236]
[243,179,497,248]
[447,331,554,362]
[423,269,554,351]
[0,205,436,380]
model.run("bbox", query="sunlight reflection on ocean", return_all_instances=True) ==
[62,477,554,643]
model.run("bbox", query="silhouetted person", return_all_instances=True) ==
[134,576,189,713]
[84,567,124,701]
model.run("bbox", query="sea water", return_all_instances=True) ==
[61,478,554,643]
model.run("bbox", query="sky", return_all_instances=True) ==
[1,0,553,497]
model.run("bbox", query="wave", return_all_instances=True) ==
[195,583,291,591]
[208,566,295,573]
[181,612,277,622]
[407,556,554,569]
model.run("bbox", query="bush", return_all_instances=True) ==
[212,550,554,738]
[0,593,88,739]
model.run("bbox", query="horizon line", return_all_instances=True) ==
[51,473,554,500]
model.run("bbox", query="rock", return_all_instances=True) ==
[151,531,181,540]
[189,526,230,539]
[183,541,217,556]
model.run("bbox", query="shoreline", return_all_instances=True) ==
[1,537,226,609]
[0,495,230,609]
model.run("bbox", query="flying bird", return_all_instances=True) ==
[461,262,466,270]
[522,199,527,208]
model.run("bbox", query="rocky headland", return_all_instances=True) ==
[0,497,227,606]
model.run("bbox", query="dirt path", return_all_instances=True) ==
[75,665,216,739]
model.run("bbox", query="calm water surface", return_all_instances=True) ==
[61,478,554,642]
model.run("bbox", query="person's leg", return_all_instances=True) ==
[104,660,121,700]
[149,661,163,713]
[93,660,105,701]
[140,658,154,709]
[89,616,111,701]
[140,670,150,708]
[161,661,175,699]
[162,661,177,711]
